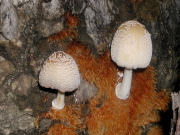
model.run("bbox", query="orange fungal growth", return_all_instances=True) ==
[65,12,78,28]
[38,104,84,135]
[38,41,169,135]
[47,12,78,42]
[47,124,77,135]
[48,29,77,42]
[66,42,170,135]
[48,105,83,128]
[147,126,163,135]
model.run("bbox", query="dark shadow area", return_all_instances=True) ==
[160,103,173,135]
[38,83,77,97]
[38,83,57,94]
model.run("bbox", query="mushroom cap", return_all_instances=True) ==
[111,20,152,69]
[39,51,80,92]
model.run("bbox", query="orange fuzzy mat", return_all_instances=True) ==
[67,42,169,135]
[38,42,169,135]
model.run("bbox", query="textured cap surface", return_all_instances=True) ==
[39,51,80,92]
[111,20,152,69]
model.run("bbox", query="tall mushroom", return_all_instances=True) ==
[39,51,80,109]
[111,20,152,100]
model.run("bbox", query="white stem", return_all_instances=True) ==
[52,91,65,109]
[115,68,132,100]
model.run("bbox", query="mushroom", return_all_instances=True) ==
[39,51,80,109]
[111,20,152,100]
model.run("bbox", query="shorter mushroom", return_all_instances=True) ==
[39,51,80,109]
[111,20,152,100]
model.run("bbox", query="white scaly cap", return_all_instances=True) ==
[39,51,80,92]
[111,20,152,69]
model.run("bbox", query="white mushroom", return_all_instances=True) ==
[39,51,80,109]
[111,20,152,100]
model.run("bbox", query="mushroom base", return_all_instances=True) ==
[52,91,65,110]
[52,98,65,109]
[115,82,130,100]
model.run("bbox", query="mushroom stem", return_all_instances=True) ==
[115,68,132,100]
[52,91,65,109]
